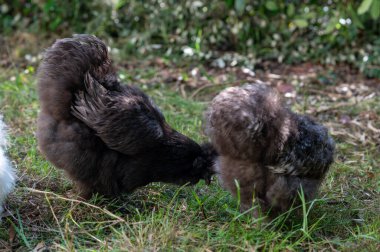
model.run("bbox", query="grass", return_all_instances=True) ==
[0,58,379,251]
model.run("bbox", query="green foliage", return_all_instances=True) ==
[358,0,380,19]
[0,0,379,77]
[0,0,111,34]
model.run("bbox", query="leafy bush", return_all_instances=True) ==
[0,0,111,34]
[1,0,379,77]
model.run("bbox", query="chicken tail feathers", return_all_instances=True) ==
[71,73,108,129]
[37,34,115,120]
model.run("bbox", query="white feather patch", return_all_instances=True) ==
[0,115,16,213]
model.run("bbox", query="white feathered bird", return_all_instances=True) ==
[0,115,15,213]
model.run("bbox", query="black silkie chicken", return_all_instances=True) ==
[205,84,335,217]
[37,35,215,199]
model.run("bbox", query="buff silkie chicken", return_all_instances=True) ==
[37,34,215,199]
[205,83,335,217]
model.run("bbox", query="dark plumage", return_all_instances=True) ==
[37,35,215,199]
[205,84,335,217]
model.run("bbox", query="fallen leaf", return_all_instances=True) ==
[9,224,16,244]
[276,83,294,93]
[33,241,49,252]
[366,172,375,179]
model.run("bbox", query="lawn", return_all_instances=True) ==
[0,51,379,251]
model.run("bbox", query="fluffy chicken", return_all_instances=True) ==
[0,115,15,213]
[205,83,335,217]
[37,35,215,199]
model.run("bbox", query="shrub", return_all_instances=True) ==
[0,0,379,77]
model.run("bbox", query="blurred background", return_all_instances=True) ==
[0,0,379,77]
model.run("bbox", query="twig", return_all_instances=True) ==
[314,101,357,114]
[25,188,127,224]
[305,88,346,99]
[190,83,222,99]
[45,194,66,244]
[367,121,380,134]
